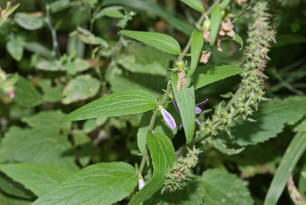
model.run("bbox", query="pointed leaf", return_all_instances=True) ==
[6,37,24,61]
[193,65,242,89]
[64,90,156,122]
[33,162,137,205]
[264,130,306,205]
[119,30,181,55]
[172,73,195,144]
[0,163,75,197]
[210,5,222,45]
[180,0,204,12]
[190,30,204,75]
[15,13,44,30]
[129,132,176,205]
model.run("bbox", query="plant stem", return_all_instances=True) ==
[46,4,60,57]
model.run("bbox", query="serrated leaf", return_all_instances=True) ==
[200,169,253,205]
[64,89,156,122]
[172,73,195,144]
[129,132,176,205]
[0,127,78,170]
[0,163,75,197]
[119,30,181,55]
[62,75,100,104]
[33,162,137,205]
[193,65,242,89]
[6,38,24,61]
[102,0,193,35]
[210,5,222,45]
[14,77,41,107]
[190,30,204,75]
[231,96,306,146]
[15,13,44,30]
[264,131,306,205]
[145,180,204,205]
[180,0,204,12]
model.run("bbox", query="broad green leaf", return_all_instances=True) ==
[190,30,204,75]
[172,73,195,144]
[0,127,78,170]
[50,0,70,12]
[33,162,137,205]
[200,169,253,205]
[37,79,63,103]
[137,112,152,154]
[62,75,100,104]
[0,163,75,197]
[119,30,181,55]
[36,60,64,71]
[15,13,44,30]
[6,38,24,61]
[21,110,69,130]
[220,0,231,9]
[14,77,41,107]
[264,131,306,205]
[180,0,204,12]
[193,65,242,89]
[102,0,193,35]
[129,132,176,205]
[210,5,222,45]
[64,89,156,122]
[145,180,204,205]
[94,6,124,19]
[0,191,31,205]
[66,58,91,75]
[231,96,306,146]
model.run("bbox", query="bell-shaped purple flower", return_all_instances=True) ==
[160,106,176,130]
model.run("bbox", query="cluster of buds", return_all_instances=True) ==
[0,68,16,99]
[199,1,275,138]
[161,147,201,193]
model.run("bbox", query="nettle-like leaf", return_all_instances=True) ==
[33,162,137,205]
[129,132,176,205]
[231,96,306,146]
[200,169,253,205]
[210,5,222,45]
[193,65,242,89]
[15,13,44,30]
[264,127,306,205]
[119,30,181,55]
[180,0,204,12]
[6,37,24,61]
[102,0,193,35]
[62,74,100,104]
[14,76,41,107]
[37,79,63,103]
[0,163,75,197]
[172,73,195,144]
[0,127,78,170]
[64,89,156,121]
[190,30,204,75]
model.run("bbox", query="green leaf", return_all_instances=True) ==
[66,58,91,75]
[231,96,306,146]
[102,0,193,35]
[190,30,204,75]
[180,0,204,12]
[129,132,176,205]
[210,5,222,45]
[94,6,124,19]
[0,191,31,205]
[50,0,70,12]
[193,65,242,89]
[64,89,156,122]
[200,169,253,205]
[6,38,24,61]
[172,73,195,144]
[77,27,108,47]
[15,13,44,30]
[14,77,41,107]
[33,162,137,205]
[0,163,75,197]
[62,75,100,104]
[37,79,63,103]
[233,33,243,49]
[119,30,181,55]
[36,60,64,71]
[264,131,306,205]
[220,0,231,9]
[25,42,54,59]
[0,127,78,170]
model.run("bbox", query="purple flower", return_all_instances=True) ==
[160,106,176,130]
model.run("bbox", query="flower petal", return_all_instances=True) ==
[195,106,202,115]
[161,109,176,130]
[172,99,179,113]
